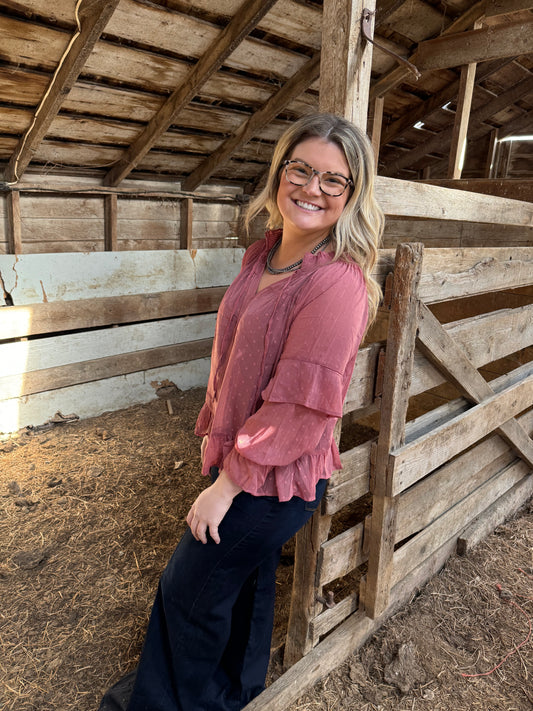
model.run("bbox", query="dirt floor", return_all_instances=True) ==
[1,388,532,711]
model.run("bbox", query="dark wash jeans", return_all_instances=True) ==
[124,468,327,711]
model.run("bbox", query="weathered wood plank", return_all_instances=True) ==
[103,0,281,186]
[392,458,531,587]
[5,0,121,181]
[418,248,533,302]
[6,191,22,255]
[324,440,373,515]
[0,357,211,433]
[390,373,533,495]
[343,343,381,414]
[416,303,533,467]
[0,248,243,304]
[284,506,333,665]
[375,177,533,227]
[319,0,375,128]
[419,178,533,202]
[448,56,477,179]
[415,18,533,71]
[182,52,321,191]
[318,523,366,587]
[104,193,117,251]
[310,592,359,641]
[1,337,213,397]
[0,288,225,339]
[365,243,423,618]
[457,473,533,556]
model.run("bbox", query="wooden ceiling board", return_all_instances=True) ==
[378,0,448,43]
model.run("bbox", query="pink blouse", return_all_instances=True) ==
[195,229,368,501]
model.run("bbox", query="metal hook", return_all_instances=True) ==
[361,8,421,80]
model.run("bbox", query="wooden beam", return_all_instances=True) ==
[416,303,533,468]
[485,129,499,178]
[381,58,514,147]
[6,191,22,255]
[370,1,486,99]
[416,18,533,71]
[7,183,238,202]
[418,178,533,202]
[5,0,120,183]
[103,0,279,187]
[447,24,479,180]
[365,243,423,619]
[389,373,533,496]
[180,198,194,250]
[485,0,533,16]
[371,96,384,171]
[319,0,375,127]
[376,176,533,226]
[0,338,213,399]
[182,53,321,192]
[104,194,118,251]
[0,288,227,340]
[381,75,533,176]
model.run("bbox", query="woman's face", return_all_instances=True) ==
[276,137,351,244]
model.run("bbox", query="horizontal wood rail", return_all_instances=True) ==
[0,287,226,339]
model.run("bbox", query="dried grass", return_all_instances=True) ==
[1,389,532,711]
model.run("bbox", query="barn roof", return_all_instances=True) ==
[0,0,532,190]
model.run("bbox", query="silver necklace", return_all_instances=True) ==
[266,235,331,275]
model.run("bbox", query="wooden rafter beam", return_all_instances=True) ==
[380,58,515,147]
[370,0,486,100]
[182,53,321,192]
[382,74,533,176]
[103,0,280,187]
[416,18,533,71]
[5,0,120,183]
[484,0,533,18]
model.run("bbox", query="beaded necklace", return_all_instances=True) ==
[266,235,331,275]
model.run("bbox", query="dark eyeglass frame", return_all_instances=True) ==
[282,159,353,197]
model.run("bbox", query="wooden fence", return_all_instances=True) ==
[0,248,243,432]
[244,243,533,711]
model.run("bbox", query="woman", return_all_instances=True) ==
[100,112,383,711]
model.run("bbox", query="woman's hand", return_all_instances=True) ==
[186,470,242,544]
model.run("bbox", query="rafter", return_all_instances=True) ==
[370,0,486,100]
[182,53,320,192]
[103,0,280,187]
[380,58,515,147]
[416,17,533,71]
[5,0,120,183]
[382,74,533,176]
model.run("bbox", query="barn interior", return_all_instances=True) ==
[0,2,532,710]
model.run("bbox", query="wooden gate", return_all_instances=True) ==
[283,242,533,669]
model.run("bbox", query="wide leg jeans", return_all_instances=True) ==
[125,471,327,711]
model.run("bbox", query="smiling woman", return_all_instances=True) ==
[99,113,384,711]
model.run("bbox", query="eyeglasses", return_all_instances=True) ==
[282,159,352,197]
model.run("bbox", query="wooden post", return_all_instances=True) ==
[180,198,193,250]
[447,61,476,178]
[104,194,118,251]
[485,129,499,178]
[365,243,424,619]
[6,191,22,255]
[371,96,384,172]
[319,0,375,127]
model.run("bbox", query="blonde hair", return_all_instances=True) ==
[245,113,384,326]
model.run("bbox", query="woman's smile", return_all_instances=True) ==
[277,137,350,244]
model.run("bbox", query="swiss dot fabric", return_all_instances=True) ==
[195,229,368,502]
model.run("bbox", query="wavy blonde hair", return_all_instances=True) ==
[245,113,384,326]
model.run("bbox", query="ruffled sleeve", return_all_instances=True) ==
[222,262,368,499]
